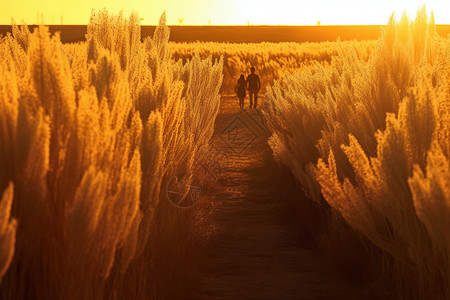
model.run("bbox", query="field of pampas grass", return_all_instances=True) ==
[0,9,222,299]
[263,7,450,299]
[0,5,448,300]
[169,39,376,95]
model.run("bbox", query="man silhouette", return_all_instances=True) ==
[246,67,261,109]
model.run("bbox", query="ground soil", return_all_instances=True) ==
[192,97,365,299]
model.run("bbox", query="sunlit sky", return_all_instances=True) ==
[1,0,449,25]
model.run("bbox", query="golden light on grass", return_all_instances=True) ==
[0,3,449,300]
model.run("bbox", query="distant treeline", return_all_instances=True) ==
[0,24,449,43]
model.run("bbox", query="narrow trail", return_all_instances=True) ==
[194,97,361,300]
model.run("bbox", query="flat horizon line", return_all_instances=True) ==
[2,24,449,44]
[1,24,450,26]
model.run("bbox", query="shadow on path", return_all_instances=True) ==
[194,97,362,299]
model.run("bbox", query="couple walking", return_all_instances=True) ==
[235,67,261,110]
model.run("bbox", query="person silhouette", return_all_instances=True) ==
[246,67,261,109]
[235,74,246,110]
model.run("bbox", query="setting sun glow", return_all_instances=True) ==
[1,0,450,297]
[1,0,449,25]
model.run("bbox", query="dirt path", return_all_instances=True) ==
[193,97,361,299]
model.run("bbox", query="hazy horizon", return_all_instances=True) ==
[0,24,433,26]
[1,6,449,300]
[2,0,449,26]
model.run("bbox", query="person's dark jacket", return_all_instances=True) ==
[236,77,246,98]
[246,74,260,91]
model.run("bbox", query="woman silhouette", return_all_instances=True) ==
[235,74,246,110]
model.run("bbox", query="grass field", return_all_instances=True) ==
[1,24,450,43]
[1,8,449,300]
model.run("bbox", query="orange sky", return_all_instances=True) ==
[1,0,449,25]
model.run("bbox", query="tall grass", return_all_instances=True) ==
[0,9,222,299]
[263,7,449,299]
[170,39,376,95]
[65,37,376,96]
